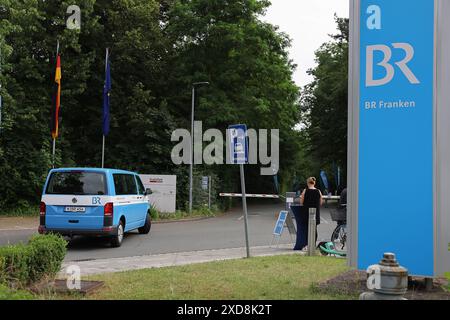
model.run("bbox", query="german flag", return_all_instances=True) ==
[51,54,61,140]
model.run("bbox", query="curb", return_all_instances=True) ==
[0,227,37,232]
[153,215,214,224]
[60,244,300,276]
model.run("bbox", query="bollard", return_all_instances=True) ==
[360,253,409,300]
[307,208,316,256]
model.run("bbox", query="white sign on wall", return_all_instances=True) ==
[140,175,177,213]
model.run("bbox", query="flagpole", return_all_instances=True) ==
[52,40,60,169]
[102,48,109,168]
[52,138,56,168]
[101,135,105,168]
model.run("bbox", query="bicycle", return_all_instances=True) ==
[319,205,347,257]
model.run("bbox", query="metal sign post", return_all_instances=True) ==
[201,176,211,209]
[208,176,212,209]
[307,208,317,256]
[240,164,250,258]
[228,124,250,258]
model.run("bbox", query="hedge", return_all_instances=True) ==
[0,234,67,287]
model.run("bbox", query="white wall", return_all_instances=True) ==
[140,175,177,213]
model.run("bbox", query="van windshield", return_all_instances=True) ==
[45,171,107,195]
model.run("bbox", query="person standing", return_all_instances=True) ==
[300,177,323,244]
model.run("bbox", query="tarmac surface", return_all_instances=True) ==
[0,202,337,265]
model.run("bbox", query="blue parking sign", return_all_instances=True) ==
[273,211,288,236]
[228,124,248,165]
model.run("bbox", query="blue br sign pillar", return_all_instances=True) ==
[349,0,450,277]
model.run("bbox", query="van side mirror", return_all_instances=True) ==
[145,188,153,196]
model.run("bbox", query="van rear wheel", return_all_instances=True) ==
[111,221,124,248]
[138,213,151,235]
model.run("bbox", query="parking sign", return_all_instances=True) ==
[228,124,248,165]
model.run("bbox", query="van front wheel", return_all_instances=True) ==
[111,221,124,248]
[138,213,151,235]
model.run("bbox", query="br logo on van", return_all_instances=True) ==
[92,197,101,205]
[365,4,420,87]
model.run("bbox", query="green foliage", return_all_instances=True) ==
[0,243,30,286]
[149,205,159,221]
[155,206,217,221]
[0,204,38,217]
[27,234,67,283]
[300,16,349,191]
[0,0,300,212]
[0,255,5,286]
[0,283,34,300]
[0,234,67,287]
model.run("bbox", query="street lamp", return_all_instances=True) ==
[189,81,210,213]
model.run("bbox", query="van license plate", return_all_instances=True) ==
[64,207,86,213]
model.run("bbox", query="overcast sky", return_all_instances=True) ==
[263,0,349,88]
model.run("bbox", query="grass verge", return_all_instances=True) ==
[0,284,34,300]
[0,206,39,217]
[63,255,352,300]
[151,206,218,222]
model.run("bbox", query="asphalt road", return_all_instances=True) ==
[0,203,337,262]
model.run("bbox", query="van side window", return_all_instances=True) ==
[136,176,145,195]
[113,174,138,195]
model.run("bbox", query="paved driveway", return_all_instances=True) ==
[0,203,337,262]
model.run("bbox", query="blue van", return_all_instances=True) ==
[38,168,152,247]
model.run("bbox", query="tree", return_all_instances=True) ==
[0,0,98,209]
[0,0,301,211]
[162,0,300,198]
[300,16,349,190]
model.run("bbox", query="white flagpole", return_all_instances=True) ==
[52,139,56,169]
[101,48,109,169]
[52,40,60,169]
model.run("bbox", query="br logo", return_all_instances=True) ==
[365,4,420,87]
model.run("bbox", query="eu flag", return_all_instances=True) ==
[102,50,111,136]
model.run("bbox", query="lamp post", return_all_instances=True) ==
[189,82,209,213]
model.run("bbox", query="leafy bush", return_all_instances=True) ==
[27,234,67,283]
[149,205,159,221]
[0,234,67,287]
[0,244,30,286]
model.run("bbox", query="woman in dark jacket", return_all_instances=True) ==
[300,177,323,244]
